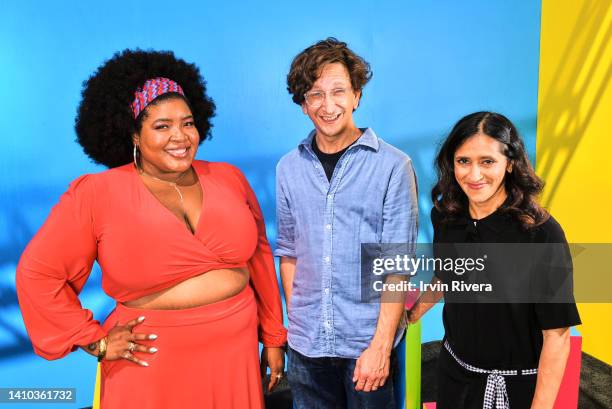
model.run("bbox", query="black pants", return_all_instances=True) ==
[436,346,537,409]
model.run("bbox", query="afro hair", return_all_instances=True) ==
[75,49,215,168]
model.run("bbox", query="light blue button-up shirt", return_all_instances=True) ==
[274,128,418,358]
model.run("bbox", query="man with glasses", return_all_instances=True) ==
[274,38,418,408]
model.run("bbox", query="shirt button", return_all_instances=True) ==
[324,256,330,263]
[324,321,331,328]
[324,288,330,294]
[325,224,331,230]
[327,194,332,200]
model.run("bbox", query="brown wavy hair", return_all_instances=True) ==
[432,112,549,229]
[286,37,372,106]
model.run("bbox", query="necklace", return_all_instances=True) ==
[140,169,189,204]
[138,167,197,231]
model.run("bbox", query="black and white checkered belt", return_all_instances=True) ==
[443,340,537,409]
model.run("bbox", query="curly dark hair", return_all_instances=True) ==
[432,112,549,229]
[286,37,372,106]
[75,49,216,168]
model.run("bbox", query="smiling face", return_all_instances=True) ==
[301,62,361,140]
[453,133,512,212]
[134,97,199,178]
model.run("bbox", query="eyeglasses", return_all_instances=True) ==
[304,88,351,108]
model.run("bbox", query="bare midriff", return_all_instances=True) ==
[122,267,250,310]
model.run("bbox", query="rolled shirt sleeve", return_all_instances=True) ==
[274,160,296,258]
[380,157,419,273]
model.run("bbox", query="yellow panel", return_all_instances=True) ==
[92,364,100,409]
[537,0,611,363]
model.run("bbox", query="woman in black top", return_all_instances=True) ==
[409,112,580,409]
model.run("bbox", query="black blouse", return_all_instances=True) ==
[431,206,581,370]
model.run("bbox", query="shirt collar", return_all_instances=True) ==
[298,128,380,152]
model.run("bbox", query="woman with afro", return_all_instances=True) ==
[16,49,287,408]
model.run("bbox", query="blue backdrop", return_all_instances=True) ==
[0,1,541,407]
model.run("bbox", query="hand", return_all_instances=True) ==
[407,304,421,324]
[352,344,390,392]
[104,316,158,367]
[260,346,285,392]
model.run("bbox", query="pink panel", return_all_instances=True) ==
[553,336,582,409]
[405,289,420,310]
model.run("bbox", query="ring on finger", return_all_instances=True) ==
[275,374,282,379]
[128,341,136,352]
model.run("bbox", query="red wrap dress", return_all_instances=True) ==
[16,160,287,408]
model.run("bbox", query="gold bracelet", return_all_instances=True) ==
[97,337,108,362]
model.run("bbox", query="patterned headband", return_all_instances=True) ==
[131,77,185,118]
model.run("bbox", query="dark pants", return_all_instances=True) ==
[436,346,537,409]
[287,346,398,409]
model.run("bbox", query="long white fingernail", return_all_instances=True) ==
[149,334,158,340]
[138,316,145,322]
[149,347,158,353]
[141,361,149,367]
